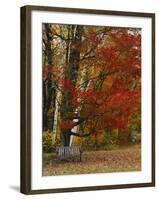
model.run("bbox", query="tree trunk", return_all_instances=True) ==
[68,25,83,85]
[60,130,71,146]
[70,64,89,146]
[60,25,83,146]
[52,89,62,144]
[42,24,56,131]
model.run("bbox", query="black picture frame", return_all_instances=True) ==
[20,5,155,194]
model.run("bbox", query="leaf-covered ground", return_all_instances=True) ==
[42,144,141,176]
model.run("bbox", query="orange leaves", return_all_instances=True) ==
[92,130,103,138]
[100,46,117,62]
[60,78,75,92]
[110,28,141,50]
[43,64,53,77]
[43,64,63,80]
[107,89,133,107]
[83,27,101,45]
[61,120,74,130]
[94,28,141,79]
[43,24,141,137]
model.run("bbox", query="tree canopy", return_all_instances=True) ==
[42,24,141,147]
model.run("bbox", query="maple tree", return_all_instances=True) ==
[42,24,141,147]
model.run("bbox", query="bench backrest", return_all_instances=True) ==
[56,146,82,159]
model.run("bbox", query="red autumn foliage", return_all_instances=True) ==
[46,27,141,137]
[61,120,74,130]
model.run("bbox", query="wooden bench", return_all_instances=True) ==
[56,146,83,161]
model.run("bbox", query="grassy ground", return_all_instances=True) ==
[42,144,141,176]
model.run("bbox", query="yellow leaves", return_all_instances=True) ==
[72,136,82,145]
[43,131,53,153]
[51,25,60,35]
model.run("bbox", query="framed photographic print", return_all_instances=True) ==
[20,5,155,194]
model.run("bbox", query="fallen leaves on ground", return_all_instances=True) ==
[43,144,141,176]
